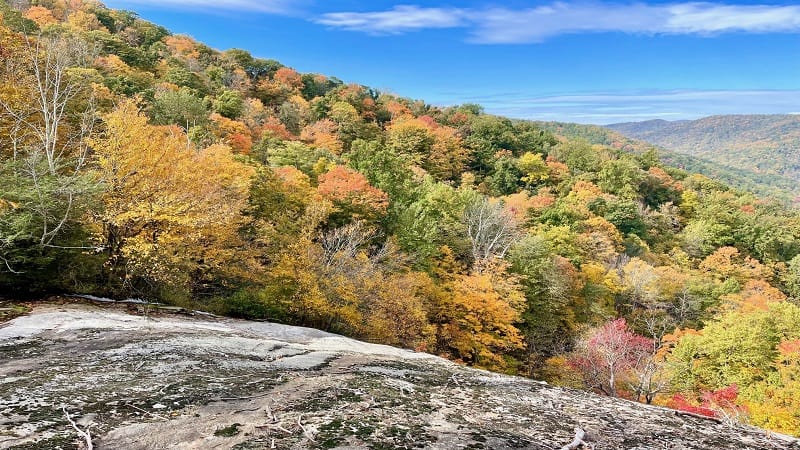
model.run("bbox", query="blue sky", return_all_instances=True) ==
[103,0,800,124]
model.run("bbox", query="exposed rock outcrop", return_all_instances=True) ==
[1,302,797,449]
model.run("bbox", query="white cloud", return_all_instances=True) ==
[666,3,800,34]
[470,3,663,43]
[314,5,467,35]
[314,2,800,43]
[455,89,800,124]
[106,0,298,14]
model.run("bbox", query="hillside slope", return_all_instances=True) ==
[537,120,800,202]
[1,301,798,450]
[607,115,800,190]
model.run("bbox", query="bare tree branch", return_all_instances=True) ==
[464,197,522,271]
[0,32,100,257]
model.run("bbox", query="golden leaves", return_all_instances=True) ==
[91,99,254,286]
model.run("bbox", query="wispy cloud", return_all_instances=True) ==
[436,89,800,124]
[106,0,299,14]
[666,3,800,33]
[314,5,467,35]
[314,2,800,43]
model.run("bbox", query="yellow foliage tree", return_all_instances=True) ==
[90,99,254,294]
[745,339,800,436]
[428,125,469,180]
[517,152,549,186]
[700,246,772,283]
[431,252,525,371]
[265,220,433,349]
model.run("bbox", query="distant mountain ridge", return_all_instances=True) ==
[606,114,800,192]
[535,120,800,203]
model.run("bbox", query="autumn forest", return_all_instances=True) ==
[3,0,800,437]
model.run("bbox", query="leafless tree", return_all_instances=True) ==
[318,221,409,283]
[672,289,701,325]
[8,0,30,12]
[464,197,522,271]
[629,311,672,403]
[0,33,99,254]
[319,221,380,268]
[1,34,95,174]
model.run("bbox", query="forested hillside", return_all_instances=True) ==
[538,120,800,202]
[3,0,800,437]
[607,115,800,198]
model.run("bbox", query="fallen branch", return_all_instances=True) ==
[233,406,263,414]
[69,294,161,307]
[561,427,585,450]
[62,406,93,450]
[674,410,723,424]
[215,392,273,402]
[125,403,168,421]
[297,414,315,442]
[255,424,293,434]
[158,381,180,394]
[0,255,23,274]
[265,402,277,423]
[195,374,251,381]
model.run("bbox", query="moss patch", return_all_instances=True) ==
[0,303,30,323]
[214,423,242,437]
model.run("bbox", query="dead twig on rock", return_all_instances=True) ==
[158,381,179,395]
[62,406,93,450]
[297,413,315,442]
[255,423,293,434]
[215,392,273,402]
[561,427,586,450]
[233,406,263,413]
[125,403,168,421]
[265,401,277,423]
[195,374,252,382]
[674,410,723,424]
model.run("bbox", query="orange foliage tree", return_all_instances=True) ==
[317,165,389,225]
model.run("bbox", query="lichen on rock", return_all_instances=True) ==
[1,302,798,449]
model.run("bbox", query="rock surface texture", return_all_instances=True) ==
[1,302,798,449]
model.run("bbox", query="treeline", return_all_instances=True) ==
[3,0,800,436]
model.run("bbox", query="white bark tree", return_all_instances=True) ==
[0,32,99,273]
[464,197,522,271]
